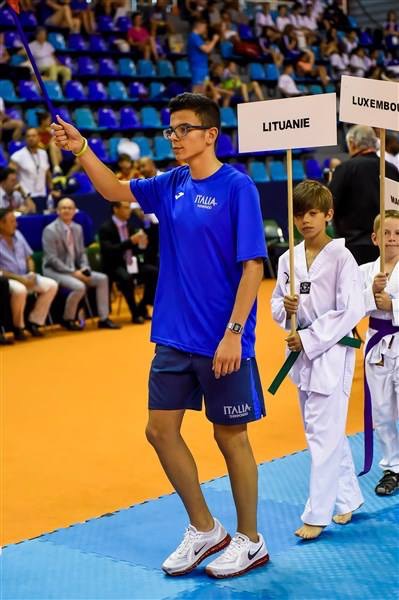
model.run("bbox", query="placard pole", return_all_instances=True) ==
[286,148,296,334]
[379,128,386,272]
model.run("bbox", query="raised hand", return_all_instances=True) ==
[51,115,84,154]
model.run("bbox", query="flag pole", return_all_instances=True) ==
[286,148,296,334]
[379,128,386,272]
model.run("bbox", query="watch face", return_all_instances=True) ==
[233,323,241,332]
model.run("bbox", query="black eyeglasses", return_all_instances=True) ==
[162,123,209,140]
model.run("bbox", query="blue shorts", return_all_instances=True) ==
[191,68,208,86]
[149,345,266,425]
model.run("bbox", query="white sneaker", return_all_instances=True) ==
[162,518,231,576]
[205,532,269,578]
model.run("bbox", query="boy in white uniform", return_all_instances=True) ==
[360,210,399,495]
[271,180,365,539]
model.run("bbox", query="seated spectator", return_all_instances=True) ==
[71,0,97,34]
[37,111,63,175]
[0,168,36,214]
[9,128,60,212]
[258,36,284,68]
[278,62,303,97]
[0,96,24,142]
[296,49,329,86]
[167,4,189,54]
[149,0,169,38]
[342,30,359,54]
[206,63,234,107]
[0,207,58,340]
[219,10,240,42]
[99,201,158,323]
[27,27,72,86]
[276,4,291,32]
[187,19,219,94]
[350,47,370,78]
[281,24,302,60]
[384,10,399,55]
[43,0,81,32]
[138,157,162,179]
[115,154,141,181]
[322,0,349,32]
[128,12,159,61]
[326,43,350,79]
[255,2,275,37]
[42,198,120,331]
[0,276,13,345]
[221,60,265,102]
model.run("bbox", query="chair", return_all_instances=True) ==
[89,35,109,53]
[19,80,40,100]
[88,80,108,101]
[68,172,94,193]
[0,9,14,27]
[0,80,18,103]
[65,80,87,101]
[305,158,322,180]
[108,80,128,101]
[264,64,280,81]
[98,108,119,129]
[129,81,148,99]
[308,84,323,95]
[6,108,22,120]
[98,58,118,77]
[149,82,165,100]
[25,107,39,127]
[160,108,170,126]
[238,23,254,41]
[48,32,66,51]
[157,60,174,78]
[133,136,153,158]
[249,161,269,183]
[68,33,87,51]
[269,161,287,181]
[292,159,306,180]
[88,138,111,162]
[216,134,235,158]
[44,81,64,101]
[20,11,37,27]
[137,59,156,77]
[141,107,161,127]
[263,219,287,277]
[0,145,7,168]
[77,56,97,75]
[249,63,266,81]
[220,40,233,59]
[115,16,131,32]
[175,59,191,78]
[154,136,173,160]
[4,32,18,48]
[220,107,237,127]
[97,15,114,32]
[120,107,140,129]
[10,54,26,66]
[74,108,97,130]
[58,106,72,123]
[118,58,136,77]
[108,137,122,162]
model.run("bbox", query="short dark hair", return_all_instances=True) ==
[0,167,17,183]
[118,154,133,163]
[0,207,13,221]
[168,93,221,133]
[293,180,333,216]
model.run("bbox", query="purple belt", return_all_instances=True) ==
[360,316,399,476]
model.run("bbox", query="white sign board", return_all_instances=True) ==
[237,93,337,153]
[385,177,399,210]
[340,75,399,131]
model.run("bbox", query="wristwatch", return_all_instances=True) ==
[227,322,244,334]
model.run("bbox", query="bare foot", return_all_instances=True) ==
[295,524,324,539]
[333,511,352,525]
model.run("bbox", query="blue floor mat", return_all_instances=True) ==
[3,433,399,599]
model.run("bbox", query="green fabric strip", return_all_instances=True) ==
[268,335,362,396]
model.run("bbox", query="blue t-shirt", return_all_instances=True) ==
[187,32,208,71]
[129,164,267,358]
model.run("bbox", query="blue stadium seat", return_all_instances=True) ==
[68,33,87,51]
[238,23,253,40]
[58,106,71,123]
[325,82,336,93]
[264,64,280,80]
[4,31,18,48]
[249,63,266,81]
[249,161,269,183]
[98,58,118,76]
[48,32,66,51]
[88,137,111,162]
[133,136,153,158]
[97,15,114,32]
[129,82,148,99]
[89,35,109,53]
[77,56,97,75]
[20,11,37,27]
[154,136,174,161]
[175,59,191,78]
[44,81,65,101]
[115,16,131,31]
[6,108,22,120]
[0,144,7,168]
[108,81,128,100]
[348,15,358,29]
[65,80,87,101]
[88,81,108,101]
[160,108,170,126]
[98,108,119,129]
[141,107,161,127]
[19,80,40,100]
[0,80,19,102]
[25,108,39,127]
[8,140,25,155]
[220,41,233,59]
[157,60,174,78]
[137,59,156,77]
[292,159,306,180]
[269,161,287,181]
[10,54,26,66]
[220,107,237,127]
[149,82,165,100]
[59,54,74,72]
[74,108,97,130]
[308,84,323,95]
[118,58,136,77]
[216,134,235,158]
[0,9,14,27]
[120,107,140,129]
[68,172,94,193]
[305,158,322,179]
[232,163,248,174]
[108,137,122,161]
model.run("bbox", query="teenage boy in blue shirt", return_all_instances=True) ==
[52,93,269,579]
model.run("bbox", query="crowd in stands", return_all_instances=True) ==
[0,0,399,344]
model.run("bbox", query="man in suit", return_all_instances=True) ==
[42,197,120,330]
[98,201,158,324]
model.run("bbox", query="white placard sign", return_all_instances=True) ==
[339,75,399,131]
[237,93,337,153]
[385,177,399,210]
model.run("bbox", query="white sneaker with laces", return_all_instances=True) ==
[205,532,269,578]
[162,518,231,576]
